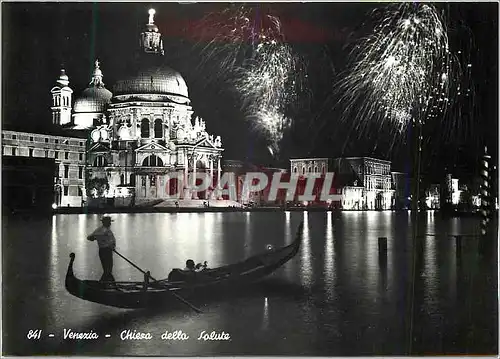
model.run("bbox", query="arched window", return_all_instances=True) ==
[314,166,318,173]
[154,119,162,138]
[293,167,298,173]
[142,155,163,167]
[93,155,107,167]
[308,167,312,173]
[302,167,305,175]
[120,174,124,185]
[141,118,150,138]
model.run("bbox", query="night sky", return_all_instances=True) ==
[2,2,498,181]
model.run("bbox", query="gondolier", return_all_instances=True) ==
[66,222,305,309]
[87,214,116,282]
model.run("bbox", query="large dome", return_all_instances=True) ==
[73,87,113,113]
[113,64,189,99]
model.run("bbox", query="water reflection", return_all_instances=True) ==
[365,212,379,297]
[3,211,496,356]
[262,297,269,331]
[244,211,252,257]
[324,212,335,301]
[284,211,293,282]
[423,233,438,312]
[300,211,312,288]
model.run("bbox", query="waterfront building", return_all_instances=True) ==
[290,157,395,210]
[2,130,86,207]
[425,184,441,209]
[85,10,224,206]
[3,9,226,209]
[391,171,409,209]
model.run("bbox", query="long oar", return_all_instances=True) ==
[113,249,203,314]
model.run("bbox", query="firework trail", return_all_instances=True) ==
[193,4,307,156]
[336,3,472,149]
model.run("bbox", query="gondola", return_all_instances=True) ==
[65,222,303,309]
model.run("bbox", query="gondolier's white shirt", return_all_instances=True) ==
[88,226,116,249]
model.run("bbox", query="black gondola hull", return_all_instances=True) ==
[65,223,303,309]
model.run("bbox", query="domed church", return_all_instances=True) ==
[54,9,224,205]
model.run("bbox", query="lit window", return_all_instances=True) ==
[141,119,150,138]
[154,119,162,138]
[93,156,107,167]
[142,155,163,167]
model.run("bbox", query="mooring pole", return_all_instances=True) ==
[479,146,491,255]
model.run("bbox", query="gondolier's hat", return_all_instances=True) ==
[100,214,114,222]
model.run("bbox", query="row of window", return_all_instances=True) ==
[6,146,84,161]
[292,166,326,175]
[53,96,71,107]
[365,165,391,175]
[2,133,84,146]
[59,185,83,197]
[92,155,163,167]
[60,165,84,179]
[140,119,164,139]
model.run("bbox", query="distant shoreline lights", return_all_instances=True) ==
[162,172,342,202]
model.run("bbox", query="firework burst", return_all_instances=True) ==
[337,3,470,146]
[193,5,307,157]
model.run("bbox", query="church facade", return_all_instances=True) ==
[61,9,224,206]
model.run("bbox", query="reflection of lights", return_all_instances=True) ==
[262,296,269,330]
[266,244,273,250]
[424,234,438,308]
[300,213,312,288]
[52,203,58,209]
[324,211,335,300]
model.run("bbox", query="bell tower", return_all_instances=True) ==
[50,68,73,126]
[140,9,164,55]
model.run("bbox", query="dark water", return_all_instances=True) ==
[2,211,498,355]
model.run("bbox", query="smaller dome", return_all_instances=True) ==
[74,87,112,113]
[74,59,112,114]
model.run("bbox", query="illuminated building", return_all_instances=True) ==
[290,157,396,210]
[3,9,226,208]
[2,130,86,207]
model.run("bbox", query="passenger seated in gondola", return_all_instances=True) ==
[185,259,207,272]
[168,260,208,282]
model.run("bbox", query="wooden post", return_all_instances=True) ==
[378,237,388,269]
[378,237,388,253]
[143,271,150,291]
[455,235,462,259]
